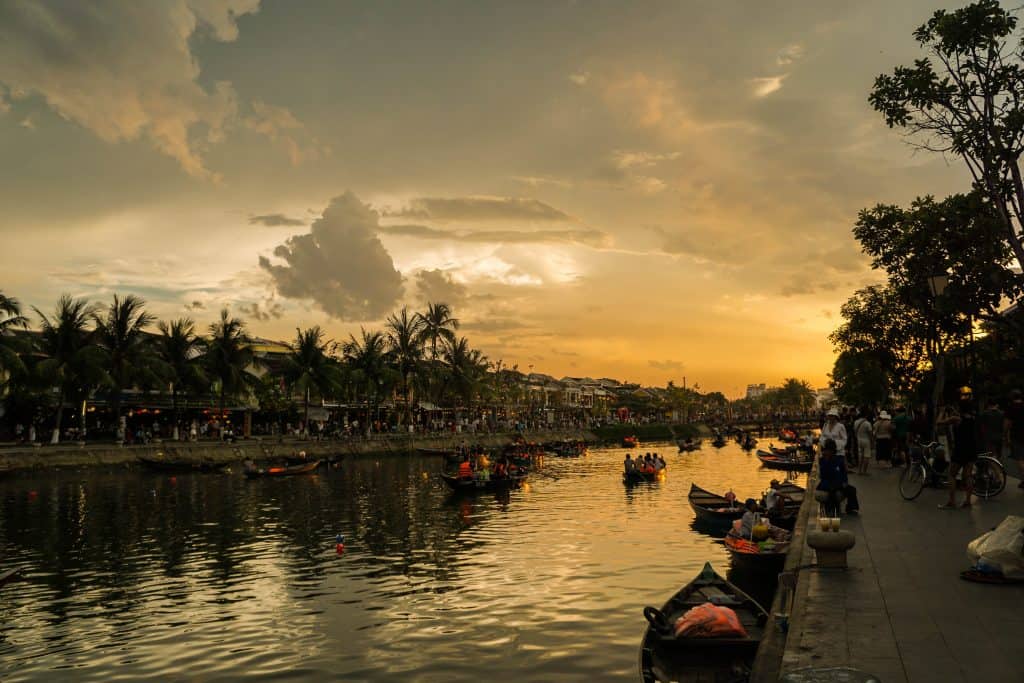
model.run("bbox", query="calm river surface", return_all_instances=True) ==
[0,441,805,682]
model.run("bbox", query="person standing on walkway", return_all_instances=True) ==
[853,408,874,475]
[939,387,978,509]
[874,410,894,468]
[820,408,847,454]
[1003,389,1024,489]
[892,406,910,465]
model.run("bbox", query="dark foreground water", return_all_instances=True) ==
[0,441,805,682]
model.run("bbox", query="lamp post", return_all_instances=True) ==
[928,272,949,440]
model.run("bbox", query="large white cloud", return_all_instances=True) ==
[259,192,404,321]
[0,1,262,179]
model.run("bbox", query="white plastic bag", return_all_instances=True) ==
[966,515,1024,579]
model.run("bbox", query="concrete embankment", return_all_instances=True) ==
[0,430,599,472]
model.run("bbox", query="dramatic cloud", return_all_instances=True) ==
[379,223,611,247]
[0,1,263,179]
[413,269,468,305]
[259,192,404,321]
[389,197,575,223]
[249,213,307,227]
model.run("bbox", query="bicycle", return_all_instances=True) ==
[898,440,1006,501]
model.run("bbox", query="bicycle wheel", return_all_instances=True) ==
[899,464,927,500]
[971,456,1006,499]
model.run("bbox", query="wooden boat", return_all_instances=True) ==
[756,452,812,472]
[779,428,799,443]
[723,522,791,572]
[677,439,699,452]
[638,561,768,683]
[688,483,744,525]
[441,472,527,492]
[139,454,229,472]
[623,436,640,448]
[244,460,321,477]
[623,469,662,485]
[710,437,727,448]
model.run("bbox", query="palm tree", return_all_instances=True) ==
[342,328,391,433]
[416,302,459,360]
[34,295,104,443]
[442,336,488,420]
[93,295,158,441]
[156,318,207,439]
[0,290,28,381]
[279,326,343,435]
[205,308,254,415]
[386,307,425,425]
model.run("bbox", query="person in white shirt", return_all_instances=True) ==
[853,408,874,475]
[820,408,848,454]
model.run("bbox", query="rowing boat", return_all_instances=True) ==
[440,472,527,492]
[687,483,744,526]
[244,460,321,477]
[623,469,663,485]
[723,521,791,572]
[756,452,812,472]
[638,561,768,682]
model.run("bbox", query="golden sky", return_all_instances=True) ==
[0,1,975,396]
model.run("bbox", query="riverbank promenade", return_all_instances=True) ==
[781,463,1024,682]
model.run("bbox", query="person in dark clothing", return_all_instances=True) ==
[816,438,848,516]
[939,387,978,509]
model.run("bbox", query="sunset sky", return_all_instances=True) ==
[0,1,977,396]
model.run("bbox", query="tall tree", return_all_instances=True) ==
[0,290,28,382]
[205,308,254,415]
[34,295,104,443]
[385,307,425,425]
[417,302,459,360]
[870,0,1024,268]
[93,294,158,441]
[279,326,342,435]
[442,336,488,419]
[156,318,207,439]
[342,328,392,432]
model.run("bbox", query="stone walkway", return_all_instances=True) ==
[782,461,1024,682]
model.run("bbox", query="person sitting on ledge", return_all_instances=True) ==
[816,438,847,516]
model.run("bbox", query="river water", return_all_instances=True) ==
[0,441,805,682]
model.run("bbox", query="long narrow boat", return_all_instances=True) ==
[756,452,813,472]
[687,484,744,526]
[638,562,768,683]
[139,455,229,473]
[623,469,663,485]
[244,460,321,478]
[723,521,791,572]
[416,447,460,457]
[441,472,527,492]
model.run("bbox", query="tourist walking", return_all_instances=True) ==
[853,408,874,475]
[820,408,847,454]
[1003,389,1024,488]
[892,406,910,464]
[939,387,978,509]
[874,410,894,468]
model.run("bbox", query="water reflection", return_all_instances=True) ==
[0,441,804,681]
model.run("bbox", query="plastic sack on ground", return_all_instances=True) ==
[674,602,748,638]
[966,515,1024,579]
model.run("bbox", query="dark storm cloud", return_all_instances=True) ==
[259,192,404,321]
[387,197,575,223]
[237,300,284,321]
[249,213,307,227]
